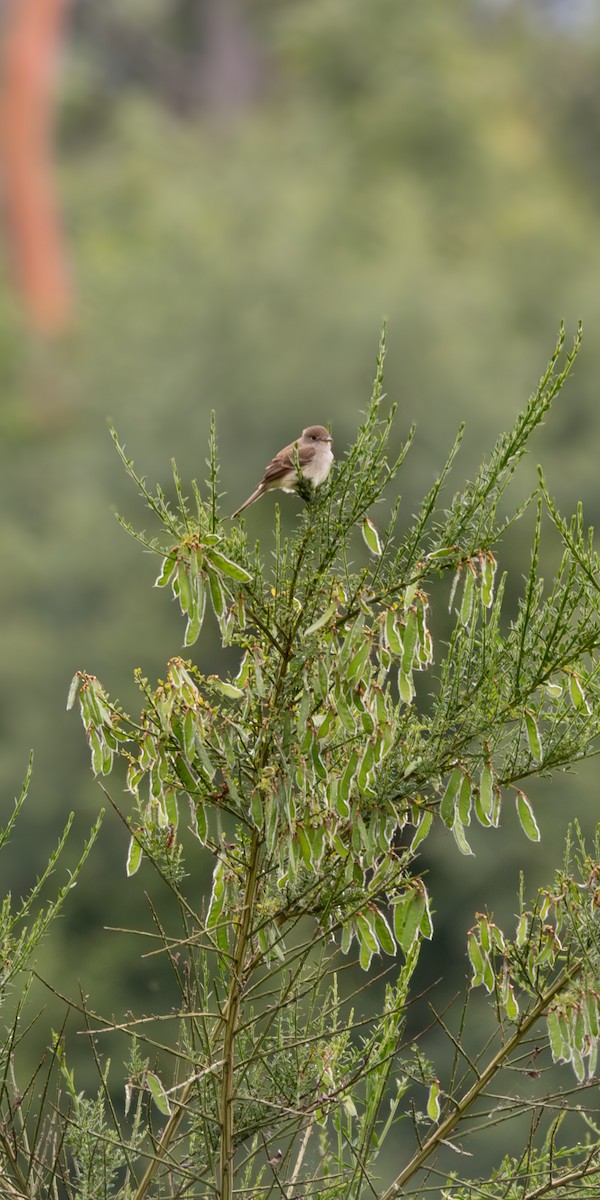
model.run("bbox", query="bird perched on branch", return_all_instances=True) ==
[232,425,333,518]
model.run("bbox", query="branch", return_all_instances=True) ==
[378,958,583,1200]
[525,1156,600,1200]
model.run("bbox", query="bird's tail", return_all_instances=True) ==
[231,485,264,519]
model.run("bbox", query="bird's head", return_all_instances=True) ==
[302,425,332,445]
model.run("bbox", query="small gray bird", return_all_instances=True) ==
[267,1148,283,1170]
[232,425,333,518]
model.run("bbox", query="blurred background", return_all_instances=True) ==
[1,0,599,1182]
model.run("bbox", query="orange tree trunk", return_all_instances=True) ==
[0,0,72,333]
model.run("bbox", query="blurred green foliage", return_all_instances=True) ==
[0,0,599,1154]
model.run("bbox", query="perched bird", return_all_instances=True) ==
[267,1149,283,1171]
[232,425,333,518]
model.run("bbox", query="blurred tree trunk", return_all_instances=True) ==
[77,0,264,117]
[199,0,263,115]
[0,0,72,334]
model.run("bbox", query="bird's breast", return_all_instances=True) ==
[304,446,333,486]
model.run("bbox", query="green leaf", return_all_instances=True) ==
[583,992,599,1041]
[250,650,266,698]
[341,922,353,956]
[478,916,492,953]
[524,710,542,761]
[427,1080,441,1122]
[206,565,227,619]
[188,797,208,844]
[482,953,495,994]
[296,688,311,735]
[467,930,485,984]
[101,739,113,775]
[398,666,415,704]
[340,750,359,805]
[468,931,493,991]
[305,602,338,636]
[420,888,434,939]
[182,708,197,760]
[358,934,373,972]
[346,639,372,685]
[207,858,225,928]
[339,613,365,665]
[475,762,494,827]
[146,1071,171,1116]
[459,565,476,625]
[384,610,404,656]
[176,561,192,614]
[362,516,382,556]
[357,741,376,794]
[309,821,325,863]
[155,552,177,588]
[393,887,425,954]
[88,727,105,776]
[207,676,245,700]
[568,672,590,713]
[206,548,252,582]
[297,825,313,868]
[334,685,355,733]
[547,1008,568,1063]
[490,783,502,828]
[480,551,497,608]
[503,980,519,1021]
[356,912,379,967]
[515,791,540,842]
[410,809,433,851]
[457,772,472,825]
[264,794,279,855]
[315,707,335,741]
[323,775,340,816]
[440,768,462,828]
[184,579,207,646]
[250,792,263,829]
[401,608,418,675]
[515,912,528,948]
[126,835,143,877]
[372,907,396,956]
[416,605,433,666]
[316,656,329,698]
[66,672,81,711]
[451,815,474,856]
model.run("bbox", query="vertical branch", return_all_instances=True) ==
[208,410,220,533]
[219,830,262,1200]
[130,831,264,1200]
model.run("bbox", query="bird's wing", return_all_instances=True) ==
[261,441,313,484]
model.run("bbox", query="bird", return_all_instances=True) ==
[267,1149,283,1171]
[231,425,333,518]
